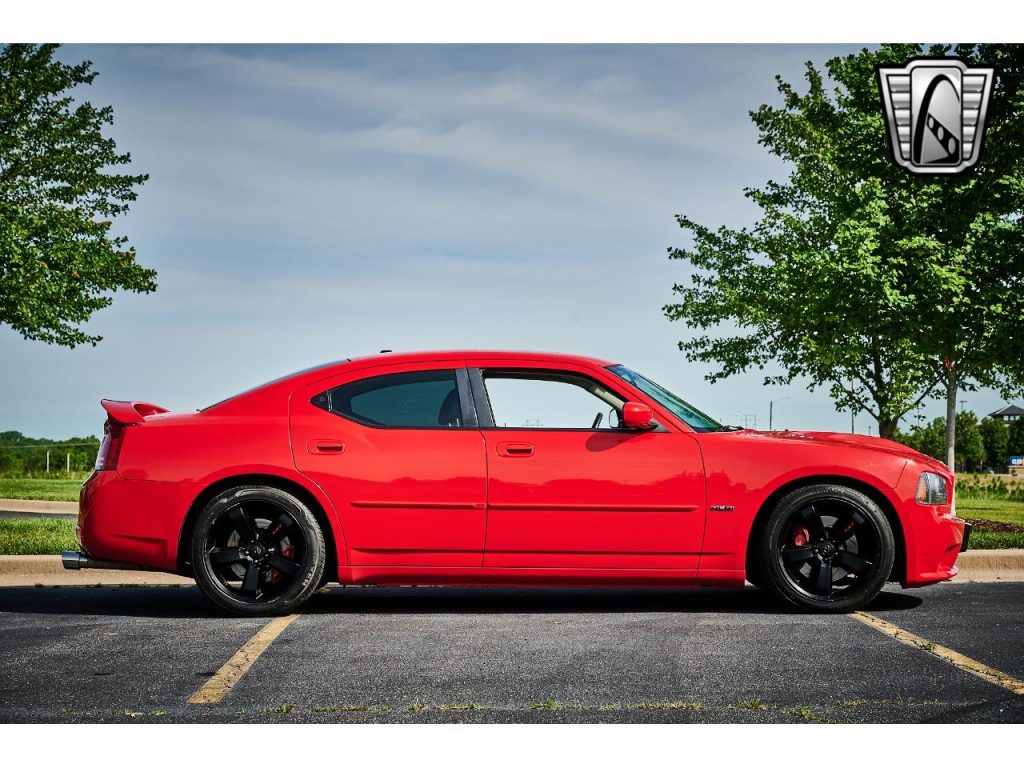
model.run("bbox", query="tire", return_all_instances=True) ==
[755,483,895,613]
[191,485,326,616]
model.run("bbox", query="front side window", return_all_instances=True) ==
[315,369,462,428]
[481,370,626,429]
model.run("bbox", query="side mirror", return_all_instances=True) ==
[622,401,656,430]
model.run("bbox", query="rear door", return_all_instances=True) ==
[291,362,487,567]
[471,360,707,572]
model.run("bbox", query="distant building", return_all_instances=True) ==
[988,405,1024,425]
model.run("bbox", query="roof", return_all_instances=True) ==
[345,349,618,368]
[989,405,1024,417]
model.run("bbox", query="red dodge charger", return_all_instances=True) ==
[66,350,969,615]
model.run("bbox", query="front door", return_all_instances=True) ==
[291,363,487,567]
[472,363,707,571]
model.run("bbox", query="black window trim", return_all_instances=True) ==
[468,366,664,432]
[311,366,479,430]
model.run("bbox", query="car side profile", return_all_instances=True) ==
[66,350,970,616]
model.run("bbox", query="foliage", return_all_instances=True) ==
[979,417,1009,469]
[0,431,98,475]
[665,43,1024,461]
[895,418,945,462]
[0,43,155,347]
[1009,419,1024,457]
[954,412,985,471]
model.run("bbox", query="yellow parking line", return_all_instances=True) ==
[850,611,1024,696]
[188,614,300,705]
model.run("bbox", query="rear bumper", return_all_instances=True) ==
[78,471,198,572]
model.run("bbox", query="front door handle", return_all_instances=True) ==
[496,441,534,458]
[308,439,345,455]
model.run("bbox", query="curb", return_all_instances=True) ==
[0,551,1022,588]
[0,555,192,586]
[0,498,78,515]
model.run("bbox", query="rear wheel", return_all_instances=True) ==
[191,485,325,616]
[756,484,894,613]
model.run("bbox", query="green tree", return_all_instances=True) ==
[0,44,155,347]
[954,411,985,471]
[665,44,1024,469]
[1009,419,1024,458]
[897,417,946,462]
[979,417,1009,470]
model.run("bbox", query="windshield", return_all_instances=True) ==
[607,364,723,432]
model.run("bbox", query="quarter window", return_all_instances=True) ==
[315,369,463,428]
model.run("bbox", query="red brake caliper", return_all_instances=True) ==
[792,524,811,548]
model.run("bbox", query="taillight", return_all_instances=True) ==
[95,421,125,471]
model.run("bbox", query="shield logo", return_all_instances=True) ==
[877,58,994,174]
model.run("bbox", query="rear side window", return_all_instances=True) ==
[314,369,463,428]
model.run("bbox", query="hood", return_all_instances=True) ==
[732,429,948,471]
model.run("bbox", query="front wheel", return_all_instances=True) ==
[191,485,326,616]
[756,484,895,613]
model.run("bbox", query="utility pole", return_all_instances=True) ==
[960,399,968,413]
[769,397,791,431]
[66,453,71,473]
[46,450,50,473]
[851,410,855,434]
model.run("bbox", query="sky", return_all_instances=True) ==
[1,44,1014,438]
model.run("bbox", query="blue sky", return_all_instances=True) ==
[1,44,1011,438]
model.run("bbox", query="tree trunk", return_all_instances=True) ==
[944,374,958,470]
[878,415,899,439]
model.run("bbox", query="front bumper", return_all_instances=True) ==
[960,521,972,552]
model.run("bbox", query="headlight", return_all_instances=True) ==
[916,472,949,505]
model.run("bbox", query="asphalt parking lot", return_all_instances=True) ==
[0,581,1021,723]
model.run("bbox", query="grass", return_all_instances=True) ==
[956,497,1024,549]
[0,476,83,502]
[0,518,78,555]
[957,497,1024,527]
[529,699,564,710]
[628,701,703,711]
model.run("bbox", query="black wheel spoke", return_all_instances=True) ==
[228,506,259,544]
[782,546,816,564]
[209,547,244,567]
[833,510,866,544]
[268,554,299,576]
[261,512,296,545]
[798,504,827,540]
[241,563,261,596]
[836,550,873,576]
[811,559,833,595]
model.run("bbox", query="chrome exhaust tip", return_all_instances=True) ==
[61,550,84,570]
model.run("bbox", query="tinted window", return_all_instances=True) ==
[318,369,462,428]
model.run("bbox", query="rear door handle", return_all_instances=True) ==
[308,439,345,455]
[496,441,534,458]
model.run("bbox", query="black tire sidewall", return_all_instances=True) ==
[758,484,895,613]
[191,485,326,616]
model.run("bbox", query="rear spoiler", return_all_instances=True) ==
[100,399,169,425]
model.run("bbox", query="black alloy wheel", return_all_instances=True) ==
[758,484,895,612]
[191,485,326,616]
